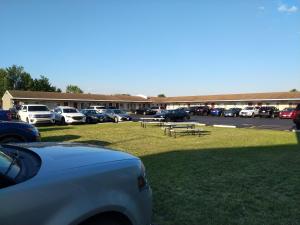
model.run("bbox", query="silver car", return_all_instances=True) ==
[0,143,152,225]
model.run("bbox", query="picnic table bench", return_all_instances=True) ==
[162,122,204,137]
[140,117,165,128]
[169,127,203,138]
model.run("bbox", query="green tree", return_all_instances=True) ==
[32,75,58,92]
[66,85,83,94]
[290,89,298,92]
[0,68,8,97]
[5,65,33,90]
[157,94,166,97]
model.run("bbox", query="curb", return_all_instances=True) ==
[292,129,300,133]
[213,124,237,128]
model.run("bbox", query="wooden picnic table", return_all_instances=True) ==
[140,117,165,128]
[163,122,196,135]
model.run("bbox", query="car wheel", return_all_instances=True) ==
[61,117,66,125]
[114,117,119,123]
[83,218,124,225]
[86,117,91,124]
[1,136,23,143]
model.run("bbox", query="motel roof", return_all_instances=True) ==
[4,90,300,103]
[150,92,300,103]
[6,90,151,102]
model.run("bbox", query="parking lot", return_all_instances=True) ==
[131,114,296,131]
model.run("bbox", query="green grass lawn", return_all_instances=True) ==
[39,122,300,225]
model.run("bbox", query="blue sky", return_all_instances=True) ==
[0,0,299,96]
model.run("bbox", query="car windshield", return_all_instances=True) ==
[0,149,20,180]
[28,106,49,111]
[63,108,78,113]
[112,109,126,114]
[245,107,254,110]
[86,110,97,114]
[283,108,295,112]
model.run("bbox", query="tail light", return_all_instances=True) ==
[137,162,148,191]
[6,112,12,121]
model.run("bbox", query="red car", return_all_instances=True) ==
[279,108,296,119]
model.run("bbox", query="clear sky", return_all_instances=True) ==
[0,0,299,96]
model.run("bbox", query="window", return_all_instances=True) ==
[64,102,68,106]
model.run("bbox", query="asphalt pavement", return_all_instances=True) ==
[131,114,296,131]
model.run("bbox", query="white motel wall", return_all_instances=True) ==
[2,90,300,111]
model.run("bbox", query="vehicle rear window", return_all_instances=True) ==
[63,108,78,113]
[0,151,20,180]
[28,106,49,111]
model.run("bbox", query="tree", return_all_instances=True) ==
[32,75,58,92]
[290,89,298,92]
[157,94,166,97]
[66,85,83,94]
[0,68,8,97]
[5,65,33,90]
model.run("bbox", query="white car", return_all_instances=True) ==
[18,104,55,125]
[88,105,107,113]
[239,106,260,117]
[53,106,86,124]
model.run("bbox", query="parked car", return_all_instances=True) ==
[0,110,12,121]
[239,106,260,117]
[0,121,40,143]
[279,108,297,119]
[189,106,210,116]
[88,105,107,113]
[18,104,55,125]
[210,108,225,116]
[105,109,132,123]
[177,107,191,114]
[150,106,161,113]
[134,108,157,115]
[80,109,113,123]
[0,143,152,225]
[293,104,300,130]
[9,108,19,120]
[223,108,242,117]
[154,109,190,122]
[54,106,86,124]
[258,106,280,118]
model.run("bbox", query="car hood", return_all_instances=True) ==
[63,113,84,117]
[240,109,254,113]
[28,111,52,114]
[15,143,137,175]
[116,114,130,117]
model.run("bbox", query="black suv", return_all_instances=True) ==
[134,108,156,115]
[154,109,190,122]
[293,104,300,130]
[189,106,210,116]
[258,106,280,118]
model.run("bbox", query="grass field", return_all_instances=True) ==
[39,122,300,225]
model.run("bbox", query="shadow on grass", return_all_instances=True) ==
[141,142,300,225]
[42,135,81,142]
[38,126,74,132]
[75,140,112,146]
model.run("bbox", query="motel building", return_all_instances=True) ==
[2,90,300,111]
